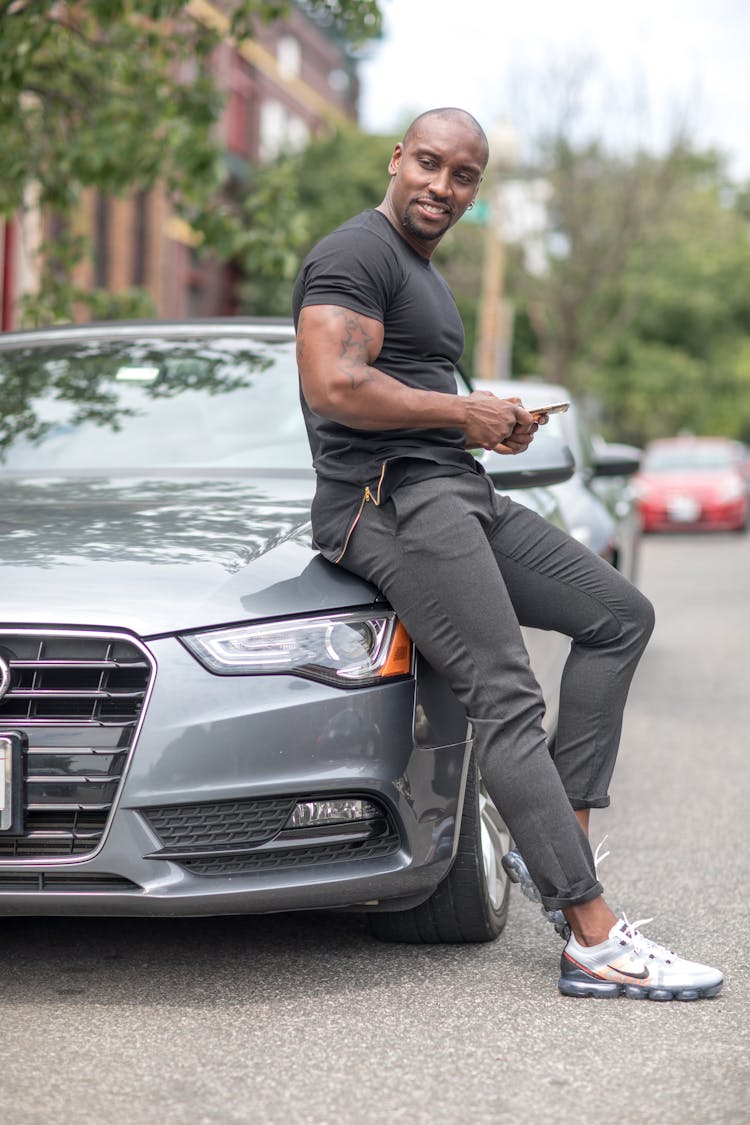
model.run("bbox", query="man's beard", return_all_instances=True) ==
[401,201,452,242]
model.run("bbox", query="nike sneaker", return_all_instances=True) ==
[558,915,723,1001]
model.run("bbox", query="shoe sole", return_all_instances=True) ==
[501,853,542,904]
[502,852,571,939]
[558,972,723,1001]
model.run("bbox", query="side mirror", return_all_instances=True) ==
[591,441,642,479]
[481,434,576,490]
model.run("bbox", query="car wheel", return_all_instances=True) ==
[367,754,511,943]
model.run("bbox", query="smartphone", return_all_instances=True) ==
[528,401,570,416]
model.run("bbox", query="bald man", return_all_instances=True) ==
[292,108,721,1001]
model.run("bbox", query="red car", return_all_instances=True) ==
[634,437,750,533]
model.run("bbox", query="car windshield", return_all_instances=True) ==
[0,333,312,471]
[643,444,737,472]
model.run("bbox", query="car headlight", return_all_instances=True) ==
[717,476,745,502]
[180,611,413,688]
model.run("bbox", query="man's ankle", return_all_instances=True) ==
[563,897,618,947]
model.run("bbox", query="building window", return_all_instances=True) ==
[259,99,309,162]
[277,36,301,79]
[328,68,350,93]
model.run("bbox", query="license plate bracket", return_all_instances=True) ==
[0,730,26,835]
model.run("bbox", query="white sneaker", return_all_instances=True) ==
[558,915,723,1001]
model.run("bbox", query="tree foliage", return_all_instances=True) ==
[236,126,395,315]
[1,0,382,323]
[587,158,750,443]
[495,61,750,445]
[506,139,693,391]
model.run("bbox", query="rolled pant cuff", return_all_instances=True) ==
[541,879,603,913]
[569,796,611,810]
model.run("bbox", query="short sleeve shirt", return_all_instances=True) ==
[292,208,482,560]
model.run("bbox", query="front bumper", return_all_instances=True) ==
[641,496,747,532]
[0,635,472,916]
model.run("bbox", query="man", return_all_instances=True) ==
[292,107,722,1000]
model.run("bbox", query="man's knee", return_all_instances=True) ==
[631,588,656,645]
[618,586,655,659]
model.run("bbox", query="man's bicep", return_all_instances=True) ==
[296,305,384,407]
[297,305,383,366]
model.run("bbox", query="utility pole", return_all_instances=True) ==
[474,120,519,382]
[475,218,512,382]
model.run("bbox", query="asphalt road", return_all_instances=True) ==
[3,531,749,1125]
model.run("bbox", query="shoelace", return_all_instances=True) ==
[620,913,676,963]
[593,835,610,871]
[594,839,675,961]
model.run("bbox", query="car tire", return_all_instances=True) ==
[367,754,511,943]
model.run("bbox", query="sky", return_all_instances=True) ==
[358,0,750,178]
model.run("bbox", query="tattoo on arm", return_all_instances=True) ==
[334,309,377,390]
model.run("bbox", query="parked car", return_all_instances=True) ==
[471,379,642,582]
[0,320,579,944]
[634,436,749,533]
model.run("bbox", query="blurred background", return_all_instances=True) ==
[3,0,750,447]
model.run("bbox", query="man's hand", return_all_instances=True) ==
[464,391,539,455]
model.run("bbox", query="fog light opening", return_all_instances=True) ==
[286,797,381,829]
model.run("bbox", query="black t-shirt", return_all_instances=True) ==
[292,208,481,560]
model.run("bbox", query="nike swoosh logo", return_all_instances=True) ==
[606,964,649,980]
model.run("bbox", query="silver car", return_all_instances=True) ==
[0,321,575,942]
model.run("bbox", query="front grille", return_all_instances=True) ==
[0,872,140,891]
[0,630,153,859]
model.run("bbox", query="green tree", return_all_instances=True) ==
[506,139,692,394]
[237,126,396,316]
[590,158,750,443]
[502,143,750,444]
[494,58,750,443]
[1,0,382,324]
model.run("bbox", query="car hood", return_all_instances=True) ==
[0,473,379,636]
[639,469,736,493]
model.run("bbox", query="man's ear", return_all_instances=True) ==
[388,143,404,176]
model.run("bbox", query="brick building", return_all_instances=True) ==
[0,1,360,329]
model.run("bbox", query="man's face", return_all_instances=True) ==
[384,117,486,255]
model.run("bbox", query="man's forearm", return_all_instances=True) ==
[296,304,530,450]
[304,360,469,432]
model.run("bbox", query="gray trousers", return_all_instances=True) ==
[337,471,655,911]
